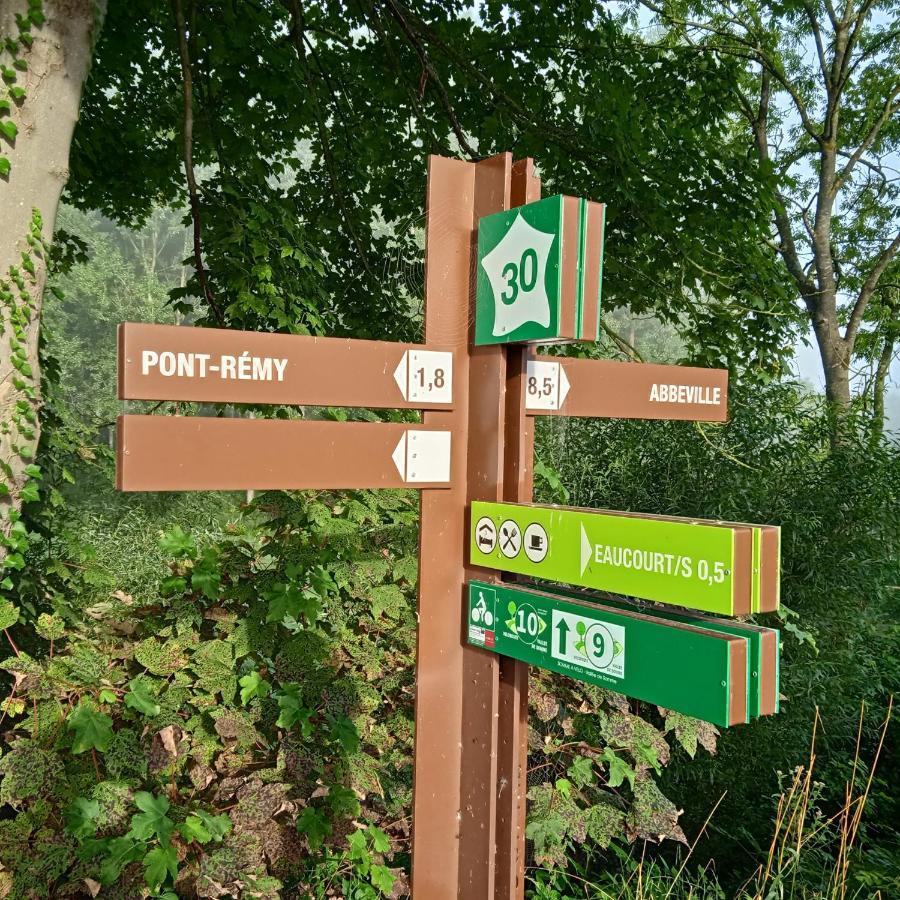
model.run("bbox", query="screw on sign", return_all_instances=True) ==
[115,153,783,900]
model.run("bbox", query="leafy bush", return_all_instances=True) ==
[537,379,900,892]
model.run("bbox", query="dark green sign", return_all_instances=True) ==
[475,195,604,346]
[467,580,749,727]
[532,583,780,719]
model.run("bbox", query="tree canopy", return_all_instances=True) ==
[70,0,796,366]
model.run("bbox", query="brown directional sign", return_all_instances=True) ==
[116,416,452,492]
[523,355,728,421]
[118,322,455,409]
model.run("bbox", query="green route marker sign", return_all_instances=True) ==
[475,194,605,345]
[532,583,780,719]
[467,581,748,727]
[470,501,754,615]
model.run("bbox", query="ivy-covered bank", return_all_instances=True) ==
[0,463,715,897]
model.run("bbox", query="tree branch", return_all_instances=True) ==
[750,69,815,299]
[601,320,644,363]
[846,231,900,344]
[379,0,478,159]
[637,0,823,142]
[171,0,224,326]
[832,86,900,195]
[801,1,830,88]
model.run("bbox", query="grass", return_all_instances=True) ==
[527,700,895,900]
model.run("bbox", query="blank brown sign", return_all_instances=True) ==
[116,416,453,491]
[118,322,455,409]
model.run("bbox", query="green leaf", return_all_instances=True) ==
[327,783,361,818]
[100,836,144,886]
[296,806,331,851]
[0,598,19,629]
[125,676,161,716]
[65,797,100,838]
[238,670,270,704]
[554,777,572,799]
[0,156,8,178]
[143,845,178,891]
[4,552,25,570]
[275,684,313,734]
[265,582,320,625]
[525,814,567,855]
[600,748,635,790]
[159,575,187,596]
[179,810,231,844]
[191,547,221,599]
[197,809,231,841]
[67,701,114,753]
[327,713,359,754]
[20,482,39,503]
[158,525,196,559]
[370,864,395,895]
[179,815,211,844]
[568,755,595,788]
[98,688,118,705]
[0,120,17,140]
[347,828,368,862]
[129,792,175,846]
[35,613,64,640]
[367,826,390,854]
[9,85,25,102]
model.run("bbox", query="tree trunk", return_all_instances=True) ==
[809,299,852,410]
[0,0,105,565]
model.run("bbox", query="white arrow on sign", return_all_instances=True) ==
[580,524,592,576]
[525,359,571,411]
[392,430,452,484]
[393,349,453,404]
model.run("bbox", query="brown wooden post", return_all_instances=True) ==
[495,158,541,899]
[412,153,514,898]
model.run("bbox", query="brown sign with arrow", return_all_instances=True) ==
[116,416,452,492]
[119,322,455,410]
[524,355,728,421]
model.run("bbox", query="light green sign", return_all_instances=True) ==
[467,581,747,727]
[470,501,743,615]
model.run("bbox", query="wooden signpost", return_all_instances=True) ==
[115,153,782,900]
